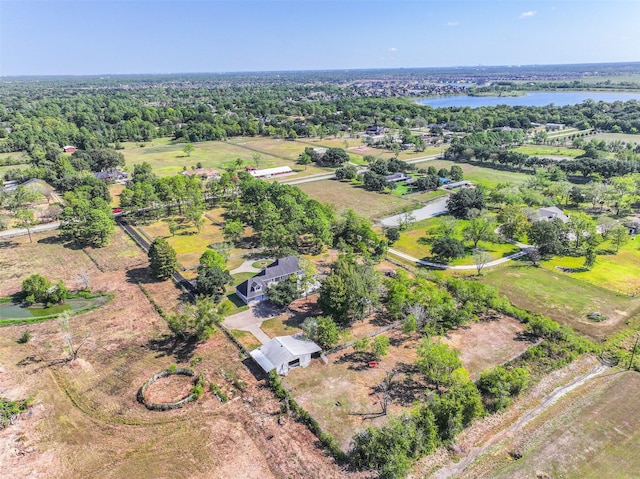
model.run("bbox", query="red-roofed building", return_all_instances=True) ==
[63,145,77,153]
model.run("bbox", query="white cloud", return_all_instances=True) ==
[519,10,536,19]
[447,21,460,27]
[387,47,397,52]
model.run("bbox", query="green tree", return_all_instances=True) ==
[610,225,630,253]
[167,297,230,341]
[301,315,341,349]
[477,366,529,412]
[222,219,244,244]
[182,142,194,157]
[185,204,205,232]
[148,238,177,280]
[447,188,486,219]
[195,265,232,300]
[22,274,68,306]
[267,276,301,307]
[497,204,529,240]
[199,249,226,270]
[59,194,115,247]
[449,165,464,181]
[463,210,495,248]
[318,255,381,324]
[431,237,466,262]
[385,227,400,244]
[14,209,37,243]
[371,335,390,359]
[416,338,462,389]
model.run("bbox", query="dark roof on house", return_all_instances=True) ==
[385,172,409,182]
[236,256,302,301]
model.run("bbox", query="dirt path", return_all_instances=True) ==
[433,361,609,479]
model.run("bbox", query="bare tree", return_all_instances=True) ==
[377,368,397,416]
[76,271,91,291]
[58,311,90,361]
[473,248,491,275]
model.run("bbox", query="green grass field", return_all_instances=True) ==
[410,159,531,188]
[393,215,519,265]
[481,262,640,340]
[121,138,327,178]
[541,239,640,295]
[298,179,412,220]
[592,132,640,144]
[512,145,585,158]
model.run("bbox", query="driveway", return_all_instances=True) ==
[379,196,449,227]
[222,302,282,345]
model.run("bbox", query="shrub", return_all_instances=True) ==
[17,330,31,344]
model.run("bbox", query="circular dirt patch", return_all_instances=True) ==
[137,368,199,410]
[145,373,194,404]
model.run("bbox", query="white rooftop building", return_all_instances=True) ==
[250,335,321,376]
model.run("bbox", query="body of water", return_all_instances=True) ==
[417,91,640,108]
[0,296,106,320]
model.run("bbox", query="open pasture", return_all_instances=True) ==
[392,216,520,265]
[298,179,411,220]
[592,132,640,144]
[511,145,584,158]
[442,315,531,379]
[410,159,532,188]
[481,262,640,341]
[461,369,640,479]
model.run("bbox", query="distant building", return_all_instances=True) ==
[443,180,472,190]
[249,166,293,179]
[181,168,219,180]
[93,169,128,183]
[529,206,569,224]
[312,147,327,156]
[545,123,565,131]
[250,335,322,376]
[385,172,410,183]
[63,146,77,153]
[235,256,302,304]
[365,125,385,136]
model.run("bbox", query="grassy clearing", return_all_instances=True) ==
[261,315,303,338]
[512,145,584,158]
[464,370,640,479]
[592,132,640,144]
[137,210,251,269]
[481,262,640,341]
[392,216,520,265]
[229,329,261,350]
[541,239,640,295]
[410,159,531,188]
[441,316,530,379]
[298,179,412,220]
[285,329,422,450]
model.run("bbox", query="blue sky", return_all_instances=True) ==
[1,0,638,76]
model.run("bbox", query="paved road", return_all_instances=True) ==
[0,221,61,239]
[388,247,528,271]
[379,196,449,227]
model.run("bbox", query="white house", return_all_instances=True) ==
[235,256,302,304]
[250,335,322,375]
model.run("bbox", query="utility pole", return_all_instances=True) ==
[629,335,639,371]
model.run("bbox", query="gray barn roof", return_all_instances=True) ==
[250,335,321,373]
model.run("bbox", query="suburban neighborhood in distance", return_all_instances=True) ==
[2,1,640,478]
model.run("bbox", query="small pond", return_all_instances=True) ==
[0,296,108,320]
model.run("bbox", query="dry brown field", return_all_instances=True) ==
[0,229,355,479]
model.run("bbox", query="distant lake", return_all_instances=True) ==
[417,91,640,108]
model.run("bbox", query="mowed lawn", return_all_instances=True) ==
[298,179,411,220]
[467,370,640,479]
[481,263,640,340]
[541,239,640,295]
[511,145,585,158]
[593,132,640,144]
[393,216,520,265]
[411,159,532,188]
[137,210,248,269]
